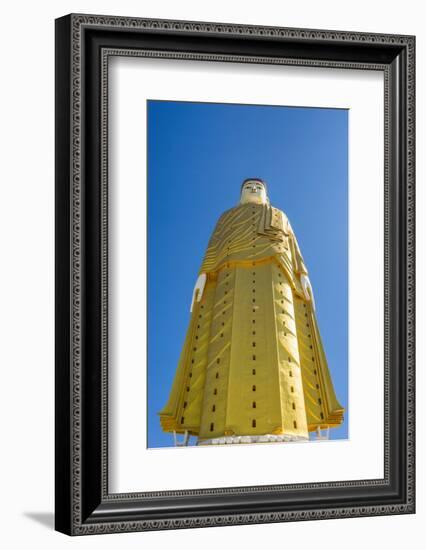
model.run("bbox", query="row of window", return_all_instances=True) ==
[298,298,325,420]
[208,419,298,432]
[187,265,320,430]
[206,267,295,432]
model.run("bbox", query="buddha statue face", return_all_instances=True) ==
[240,179,268,205]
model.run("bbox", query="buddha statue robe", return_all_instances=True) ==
[159,197,344,444]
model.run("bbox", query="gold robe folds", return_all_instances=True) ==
[159,202,344,442]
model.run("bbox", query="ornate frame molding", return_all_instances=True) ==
[55,14,415,535]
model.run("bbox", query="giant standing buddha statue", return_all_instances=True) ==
[159,178,344,446]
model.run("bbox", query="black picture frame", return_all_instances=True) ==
[55,13,415,535]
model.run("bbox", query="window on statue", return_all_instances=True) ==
[252,419,256,428]
[252,401,256,409]
[210,423,214,432]
[212,405,216,412]
[252,385,256,392]
[293,421,297,429]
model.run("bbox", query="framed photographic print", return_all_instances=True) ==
[55,14,415,535]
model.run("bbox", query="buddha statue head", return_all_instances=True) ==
[240,178,268,205]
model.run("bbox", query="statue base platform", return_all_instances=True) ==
[197,434,308,445]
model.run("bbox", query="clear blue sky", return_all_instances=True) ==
[147,100,348,448]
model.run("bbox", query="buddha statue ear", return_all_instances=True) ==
[260,182,269,205]
[265,184,271,206]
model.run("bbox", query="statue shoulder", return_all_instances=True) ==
[220,205,239,217]
[215,205,240,226]
[271,205,291,234]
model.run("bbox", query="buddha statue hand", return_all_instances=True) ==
[190,273,207,312]
[300,274,316,311]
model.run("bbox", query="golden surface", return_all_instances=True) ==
[159,203,344,442]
